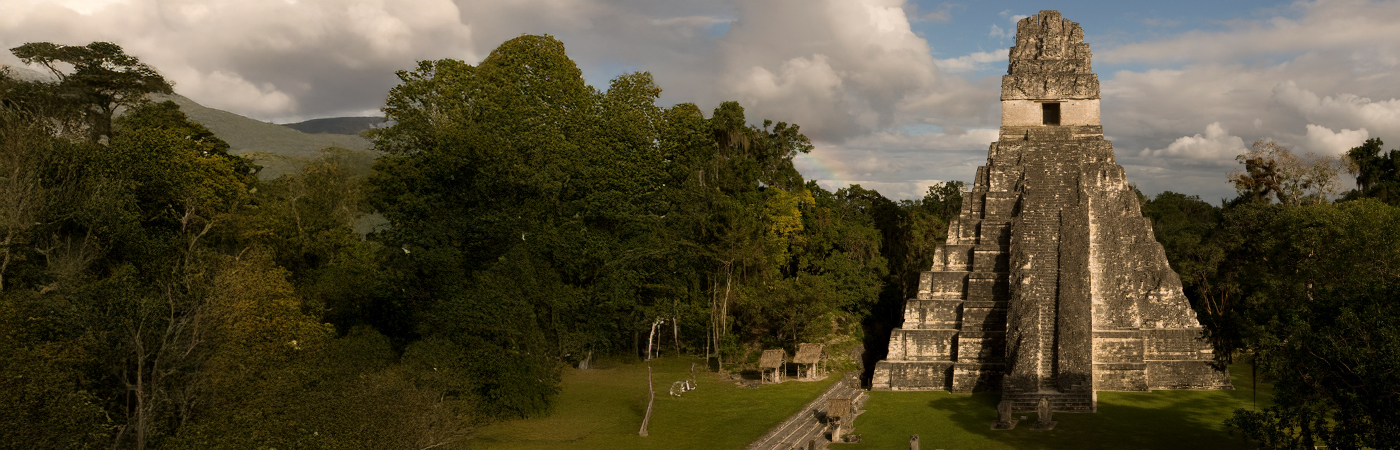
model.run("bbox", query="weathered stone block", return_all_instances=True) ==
[889,329,959,361]
[952,363,1005,392]
[1092,331,1145,363]
[925,271,968,296]
[972,246,1009,272]
[903,299,961,329]
[960,305,1007,332]
[1144,328,1214,360]
[977,221,1011,245]
[1093,364,1148,391]
[872,361,954,391]
[983,192,1018,219]
[939,244,975,271]
[1146,361,1232,390]
[1001,74,1100,100]
[955,331,1006,360]
[965,273,1008,302]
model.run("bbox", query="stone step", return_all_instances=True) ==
[1000,392,1096,413]
[748,374,866,450]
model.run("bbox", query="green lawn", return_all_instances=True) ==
[472,357,834,450]
[474,359,1271,450]
[842,363,1272,450]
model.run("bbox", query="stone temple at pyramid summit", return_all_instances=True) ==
[871,10,1232,412]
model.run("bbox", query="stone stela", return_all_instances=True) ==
[871,10,1232,413]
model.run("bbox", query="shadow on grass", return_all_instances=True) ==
[938,392,1255,449]
[845,364,1267,450]
[476,357,838,450]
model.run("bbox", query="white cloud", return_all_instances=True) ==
[934,49,1007,73]
[169,68,296,117]
[989,24,1010,40]
[1138,122,1247,163]
[55,0,126,15]
[713,0,959,141]
[1096,2,1400,200]
[1304,124,1368,156]
[1099,0,1400,65]
[1273,81,1400,139]
[1,0,478,122]
[7,0,1398,203]
[793,127,998,198]
[997,10,1027,23]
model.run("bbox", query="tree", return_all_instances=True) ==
[367,35,617,416]
[1139,192,1237,358]
[10,42,173,142]
[1342,137,1400,205]
[1223,199,1400,449]
[167,327,473,450]
[0,288,114,450]
[0,110,52,292]
[921,180,965,223]
[1229,140,1341,206]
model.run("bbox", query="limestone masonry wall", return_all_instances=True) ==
[1000,99,1100,127]
[871,10,1231,409]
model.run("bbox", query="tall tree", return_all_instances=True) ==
[10,42,173,142]
[1223,199,1400,449]
[1343,137,1400,204]
[1229,140,1342,206]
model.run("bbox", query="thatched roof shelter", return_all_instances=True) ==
[759,349,785,369]
[793,343,824,364]
[828,397,853,419]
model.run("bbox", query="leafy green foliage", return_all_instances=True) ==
[921,180,964,223]
[1343,137,1400,204]
[1140,192,1240,359]
[1144,149,1400,447]
[0,289,114,450]
[1228,140,1342,206]
[9,41,173,141]
[1221,200,1400,449]
[2,42,475,449]
[364,34,899,414]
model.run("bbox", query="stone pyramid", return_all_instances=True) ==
[871,10,1231,412]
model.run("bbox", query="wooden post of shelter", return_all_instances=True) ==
[759,349,785,383]
[793,343,824,380]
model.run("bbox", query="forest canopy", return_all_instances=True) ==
[0,36,948,449]
[2,34,1396,450]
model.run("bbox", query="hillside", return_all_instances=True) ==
[151,94,374,179]
[281,116,386,135]
[7,61,376,179]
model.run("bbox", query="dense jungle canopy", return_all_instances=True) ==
[0,36,1396,449]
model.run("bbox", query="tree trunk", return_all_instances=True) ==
[717,261,734,371]
[639,365,655,437]
[646,320,656,361]
[0,231,12,292]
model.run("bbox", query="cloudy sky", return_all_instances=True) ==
[4,0,1399,201]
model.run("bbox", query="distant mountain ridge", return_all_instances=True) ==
[5,64,376,180]
[281,116,386,135]
[151,94,375,179]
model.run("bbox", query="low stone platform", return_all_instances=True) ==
[747,373,866,450]
[1001,391,1095,413]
